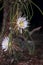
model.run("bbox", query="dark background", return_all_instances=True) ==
[30,0,43,33]
[0,1,3,32]
[0,0,43,33]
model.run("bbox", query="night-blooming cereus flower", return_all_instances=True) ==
[17,17,29,33]
[2,37,9,51]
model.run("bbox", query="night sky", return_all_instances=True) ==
[0,1,3,32]
[30,0,43,32]
[0,0,43,33]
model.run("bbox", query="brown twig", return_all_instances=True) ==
[29,26,41,35]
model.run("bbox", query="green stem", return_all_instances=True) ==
[29,1,33,20]
[20,1,26,16]
[0,6,4,11]
[26,2,30,19]
[25,30,35,55]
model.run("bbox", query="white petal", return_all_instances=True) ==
[2,37,9,51]
[20,21,28,29]
[21,17,26,21]
[17,17,29,32]
[17,17,26,25]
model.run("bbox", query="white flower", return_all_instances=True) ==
[17,17,29,33]
[2,37,9,51]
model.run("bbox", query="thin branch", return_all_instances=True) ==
[29,26,41,35]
